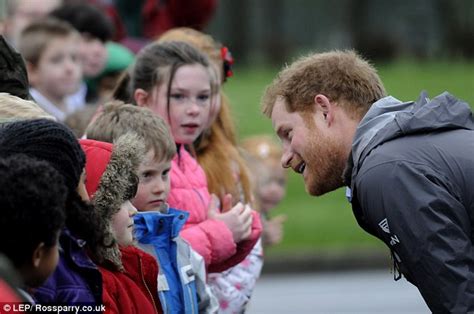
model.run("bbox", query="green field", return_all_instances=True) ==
[223,60,474,255]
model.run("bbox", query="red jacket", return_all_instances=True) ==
[100,246,162,314]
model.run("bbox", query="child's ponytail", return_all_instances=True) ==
[112,71,133,104]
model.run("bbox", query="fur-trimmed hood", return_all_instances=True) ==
[79,133,145,269]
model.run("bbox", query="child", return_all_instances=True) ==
[1,0,61,49]
[0,154,67,302]
[80,134,161,313]
[18,18,84,122]
[111,41,262,273]
[0,119,109,305]
[158,28,264,313]
[50,2,114,104]
[86,102,218,313]
[241,135,288,247]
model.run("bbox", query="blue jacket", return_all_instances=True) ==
[33,229,102,307]
[134,208,200,314]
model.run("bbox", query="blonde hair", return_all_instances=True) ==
[262,50,386,120]
[18,17,78,65]
[0,93,55,123]
[64,105,99,138]
[86,101,176,162]
[240,135,282,165]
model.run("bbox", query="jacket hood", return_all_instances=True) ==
[344,91,474,188]
[79,133,145,269]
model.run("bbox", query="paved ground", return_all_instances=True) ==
[247,270,429,314]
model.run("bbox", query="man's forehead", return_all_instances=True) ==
[272,98,297,130]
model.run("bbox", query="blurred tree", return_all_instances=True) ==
[437,0,474,59]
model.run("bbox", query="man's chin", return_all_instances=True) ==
[304,178,323,196]
[305,178,340,196]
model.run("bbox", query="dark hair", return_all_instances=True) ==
[0,155,66,267]
[113,41,212,116]
[50,3,114,42]
[0,119,114,265]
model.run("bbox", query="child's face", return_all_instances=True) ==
[29,36,82,101]
[79,35,107,78]
[257,162,287,214]
[132,150,171,212]
[146,64,211,144]
[111,201,137,246]
[4,0,60,47]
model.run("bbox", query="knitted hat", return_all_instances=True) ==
[0,119,85,192]
[79,133,145,269]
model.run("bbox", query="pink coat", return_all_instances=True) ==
[167,146,262,273]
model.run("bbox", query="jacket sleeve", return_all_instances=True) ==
[180,218,237,268]
[356,160,474,313]
[208,239,264,313]
[208,210,263,273]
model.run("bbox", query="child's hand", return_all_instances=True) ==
[209,200,253,243]
[263,214,287,247]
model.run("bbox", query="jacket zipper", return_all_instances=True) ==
[186,283,196,314]
[139,255,159,313]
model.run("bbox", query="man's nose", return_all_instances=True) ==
[281,150,292,169]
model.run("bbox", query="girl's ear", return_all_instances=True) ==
[134,88,149,107]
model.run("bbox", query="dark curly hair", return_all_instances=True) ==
[0,155,66,267]
[0,119,114,264]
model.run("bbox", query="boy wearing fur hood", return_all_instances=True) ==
[80,133,162,313]
[86,102,218,313]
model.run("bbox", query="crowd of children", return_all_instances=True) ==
[0,2,287,312]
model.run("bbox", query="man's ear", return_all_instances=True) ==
[32,242,46,269]
[313,94,334,125]
[134,88,149,107]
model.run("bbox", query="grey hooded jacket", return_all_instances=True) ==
[345,92,474,313]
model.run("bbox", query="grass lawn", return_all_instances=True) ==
[223,60,474,256]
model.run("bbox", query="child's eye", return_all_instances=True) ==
[197,94,210,102]
[162,168,170,179]
[141,171,152,178]
[71,53,79,63]
[170,94,185,101]
[50,55,63,64]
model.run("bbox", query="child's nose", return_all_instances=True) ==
[186,102,201,116]
[152,179,165,194]
[128,203,138,216]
